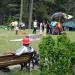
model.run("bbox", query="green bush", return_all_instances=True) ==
[39,34,75,75]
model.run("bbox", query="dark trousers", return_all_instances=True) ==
[16,30,18,35]
[33,27,37,34]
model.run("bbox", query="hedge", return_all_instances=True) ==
[39,34,75,75]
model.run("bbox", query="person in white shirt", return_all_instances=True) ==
[20,22,25,30]
[15,37,34,56]
[33,20,38,34]
[40,22,43,34]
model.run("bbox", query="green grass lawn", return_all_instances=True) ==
[0,29,75,75]
[0,29,40,54]
[0,29,40,75]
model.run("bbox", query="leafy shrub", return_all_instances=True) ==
[39,34,75,75]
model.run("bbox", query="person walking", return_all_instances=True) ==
[33,20,38,34]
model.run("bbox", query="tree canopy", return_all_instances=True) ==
[0,0,74,25]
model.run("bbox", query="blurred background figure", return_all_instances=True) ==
[46,21,51,34]
[15,25,19,35]
[10,21,15,31]
[19,22,25,30]
[33,20,38,34]
[10,21,18,31]
[43,22,47,35]
[40,22,43,34]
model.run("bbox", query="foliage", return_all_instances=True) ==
[39,34,75,75]
[0,0,74,24]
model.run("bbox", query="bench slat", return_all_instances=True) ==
[0,53,33,67]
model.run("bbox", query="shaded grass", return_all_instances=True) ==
[0,69,40,75]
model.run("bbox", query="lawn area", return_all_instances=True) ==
[0,29,75,75]
[0,29,40,75]
[0,29,40,54]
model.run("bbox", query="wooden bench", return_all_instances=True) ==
[0,52,33,72]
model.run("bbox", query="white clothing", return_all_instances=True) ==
[21,23,25,27]
[14,21,18,26]
[44,24,47,34]
[20,22,25,27]
[15,46,34,56]
[33,21,37,28]
[10,21,18,26]
[10,22,14,26]
[15,26,19,30]
[40,22,43,34]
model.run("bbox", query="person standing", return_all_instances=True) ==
[33,20,38,34]
[19,22,25,30]
[40,22,43,34]
[21,22,25,30]
[15,25,19,35]
[14,21,19,35]
[44,23,47,35]
[10,21,15,30]
[46,22,51,34]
